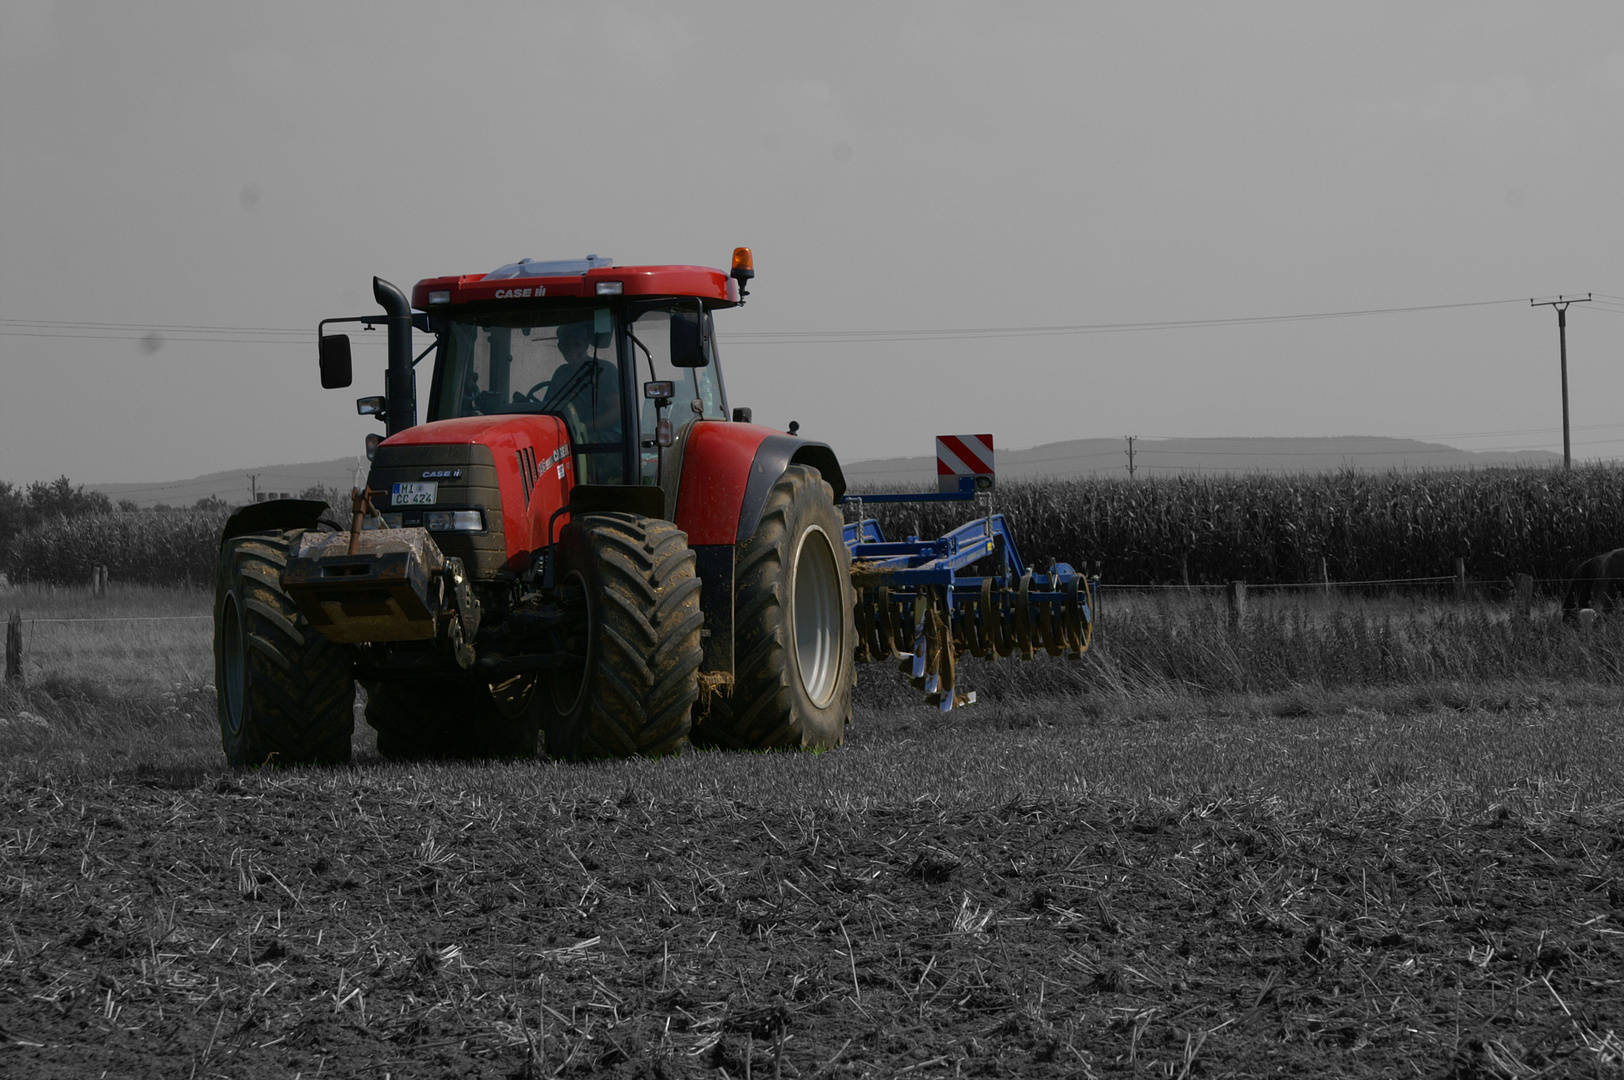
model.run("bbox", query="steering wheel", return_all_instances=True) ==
[526,359,606,406]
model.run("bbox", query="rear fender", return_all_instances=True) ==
[672,422,845,546]
[673,421,845,677]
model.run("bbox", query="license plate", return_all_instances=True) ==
[391,482,437,506]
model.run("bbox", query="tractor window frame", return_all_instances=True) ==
[426,304,637,484]
[626,306,730,433]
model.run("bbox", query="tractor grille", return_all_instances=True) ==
[367,444,508,579]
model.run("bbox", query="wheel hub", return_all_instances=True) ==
[791,525,843,709]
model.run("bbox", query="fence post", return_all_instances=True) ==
[1514,573,1533,621]
[1227,580,1247,629]
[1454,558,1468,601]
[1320,557,1330,599]
[5,611,21,684]
[1092,562,1103,632]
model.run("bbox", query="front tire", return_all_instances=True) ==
[541,513,703,761]
[214,531,355,767]
[692,465,855,751]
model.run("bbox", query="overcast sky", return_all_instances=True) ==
[3,2,1623,486]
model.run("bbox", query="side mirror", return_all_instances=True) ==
[319,334,353,389]
[669,309,707,367]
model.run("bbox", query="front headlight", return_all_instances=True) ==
[425,510,485,532]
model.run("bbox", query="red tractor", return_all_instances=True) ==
[213,249,859,764]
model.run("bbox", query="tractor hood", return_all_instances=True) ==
[382,413,565,450]
[369,413,574,578]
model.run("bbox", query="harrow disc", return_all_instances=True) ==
[850,568,1096,711]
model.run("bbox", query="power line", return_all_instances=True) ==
[0,318,309,334]
[0,296,1530,347]
[725,298,1530,344]
[0,317,430,346]
[1128,420,1624,446]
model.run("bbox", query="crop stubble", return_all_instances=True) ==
[4,584,1624,1075]
[3,762,1623,1078]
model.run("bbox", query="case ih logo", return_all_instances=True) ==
[421,469,462,479]
[492,287,544,299]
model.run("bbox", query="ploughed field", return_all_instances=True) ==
[4,585,1624,1077]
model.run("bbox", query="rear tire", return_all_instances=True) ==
[541,513,703,761]
[214,531,355,767]
[363,674,540,760]
[692,465,855,751]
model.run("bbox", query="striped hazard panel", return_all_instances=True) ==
[935,433,994,494]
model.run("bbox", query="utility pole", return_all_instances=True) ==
[247,473,259,502]
[1125,436,1137,480]
[1531,294,1591,470]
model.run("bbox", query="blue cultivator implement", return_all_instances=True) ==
[841,464,1099,711]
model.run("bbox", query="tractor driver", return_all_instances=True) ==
[541,320,624,482]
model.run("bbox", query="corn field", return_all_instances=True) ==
[5,465,1624,588]
[2,509,228,586]
[858,463,1624,588]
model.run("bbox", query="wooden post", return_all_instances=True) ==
[1093,563,1102,632]
[1514,573,1533,621]
[1180,552,1190,589]
[1227,580,1247,629]
[1320,556,1331,599]
[5,611,21,684]
[1455,558,1468,601]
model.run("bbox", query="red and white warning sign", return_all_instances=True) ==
[936,433,995,494]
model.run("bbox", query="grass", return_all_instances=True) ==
[4,584,1624,819]
[1,581,213,690]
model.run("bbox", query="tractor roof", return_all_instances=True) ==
[411,257,739,311]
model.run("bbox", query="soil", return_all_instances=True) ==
[4,762,1623,1078]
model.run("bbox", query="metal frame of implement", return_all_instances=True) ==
[841,478,1099,712]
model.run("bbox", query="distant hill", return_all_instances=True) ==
[91,456,367,509]
[86,437,1571,509]
[842,436,1569,489]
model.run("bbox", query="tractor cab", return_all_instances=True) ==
[317,250,753,494]
[411,254,747,491]
[422,294,729,487]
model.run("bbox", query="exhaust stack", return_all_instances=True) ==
[374,276,416,436]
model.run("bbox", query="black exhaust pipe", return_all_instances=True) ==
[374,277,416,436]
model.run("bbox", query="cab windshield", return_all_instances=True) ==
[430,307,622,450]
